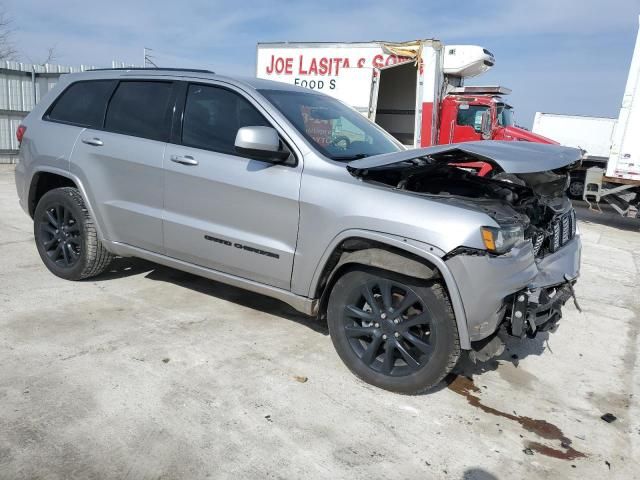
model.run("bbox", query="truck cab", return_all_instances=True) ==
[438,86,556,145]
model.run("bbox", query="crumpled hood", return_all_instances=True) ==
[346,140,582,176]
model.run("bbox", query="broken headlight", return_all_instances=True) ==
[480,225,524,254]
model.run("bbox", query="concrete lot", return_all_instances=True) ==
[0,164,638,479]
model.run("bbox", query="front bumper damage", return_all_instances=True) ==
[445,234,581,343]
[509,280,578,338]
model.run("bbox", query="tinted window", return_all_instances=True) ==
[105,81,173,141]
[47,80,116,128]
[182,84,271,154]
[259,89,400,161]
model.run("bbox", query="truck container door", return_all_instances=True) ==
[368,68,380,122]
[372,61,418,147]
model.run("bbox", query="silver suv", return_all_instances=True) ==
[14,68,581,393]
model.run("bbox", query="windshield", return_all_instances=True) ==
[258,89,402,161]
[497,105,515,127]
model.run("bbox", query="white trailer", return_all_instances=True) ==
[583,16,640,215]
[532,113,617,198]
[532,113,616,162]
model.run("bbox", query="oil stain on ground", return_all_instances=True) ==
[447,375,586,461]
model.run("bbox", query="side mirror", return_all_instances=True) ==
[480,111,492,140]
[234,126,290,162]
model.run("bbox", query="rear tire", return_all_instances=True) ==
[327,268,460,394]
[33,187,113,280]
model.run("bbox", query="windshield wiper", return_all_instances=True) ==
[331,153,369,161]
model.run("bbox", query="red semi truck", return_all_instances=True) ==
[256,40,554,148]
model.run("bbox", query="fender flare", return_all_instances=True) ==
[27,166,107,244]
[309,229,471,349]
[332,247,436,281]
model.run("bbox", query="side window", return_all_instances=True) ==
[104,81,173,141]
[47,80,116,128]
[182,84,271,154]
[456,105,489,132]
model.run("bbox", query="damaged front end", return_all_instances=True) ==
[347,141,582,344]
[509,278,580,339]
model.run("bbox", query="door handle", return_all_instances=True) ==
[82,137,103,147]
[170,154,199,166]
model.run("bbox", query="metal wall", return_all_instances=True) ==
[0,61,133,164]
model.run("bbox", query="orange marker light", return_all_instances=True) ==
[481,228,496,251]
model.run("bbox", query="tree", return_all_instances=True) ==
[0,7,16,61]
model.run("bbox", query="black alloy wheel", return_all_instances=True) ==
[343,277,435,376]
[33,187,113,280]
[38,203,82,268]
[328,269,460,394]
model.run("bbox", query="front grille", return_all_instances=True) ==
[532,233,545,256]
[547,209,576,253]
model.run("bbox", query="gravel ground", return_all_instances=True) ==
[0,164,638,479]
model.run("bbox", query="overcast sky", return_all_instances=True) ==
[5,0,640,127]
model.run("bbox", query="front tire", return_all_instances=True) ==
[33,187,113,280]
[327,268,460,394]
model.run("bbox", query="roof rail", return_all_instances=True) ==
[87,67,215,74]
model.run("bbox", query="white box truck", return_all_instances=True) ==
[256,40,554,148]
[532,113,617,197]
[581,16,640,215]
[532,113,616,162]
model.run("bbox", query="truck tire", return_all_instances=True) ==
[568,173,585,199]
[327,268,460,394]
[33,187,113,280]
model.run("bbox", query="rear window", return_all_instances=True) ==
[47,80,116,128]
[104,81,173,142]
